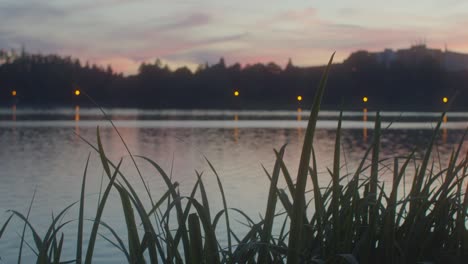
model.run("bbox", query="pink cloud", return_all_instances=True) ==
[95,57,141,74]
[9,3,468,75]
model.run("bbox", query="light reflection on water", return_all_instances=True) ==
[0,108,466,263]
[363,108,368,142]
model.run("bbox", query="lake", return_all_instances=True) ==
[0,107,467,263]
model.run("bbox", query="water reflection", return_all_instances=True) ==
[0,114,467,263]
[12,104,16,121]
[363,108,368,142]
[11,104,17,143]
[75,105,80,135]
[297,108,303,139]
[233,114,239,143]
[442,114,448,143]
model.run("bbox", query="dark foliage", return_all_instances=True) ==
[0,49,467,110]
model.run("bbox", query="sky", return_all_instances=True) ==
[1,0,468,75]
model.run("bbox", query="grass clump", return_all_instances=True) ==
[1,54,467,263]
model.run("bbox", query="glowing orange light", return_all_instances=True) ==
[234,90,239,97]
[297,95,302,102]
[75,89,81,96]
[11,90,17,96]
[363,96,368,103]
[442,97,448,103]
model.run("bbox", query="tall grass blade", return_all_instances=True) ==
[96,127,112,179]
[79,130,161,263]
[369,112,381,199]
[309,149,325,251]
[91,102,168,261]
[461,160,468,254]
[278,189,294,217]
[196,171,211,222]
[17,187,36,264]
[84,159,121,264]
[170,176,201,261]
[331,110,343,253]
[288,52,335,264]
[112,168,162,263]
[232,222,264,263]
[277,155,295,197]
[97,220,130,261]
[53,233,64,264]
[50,213,58,264]
[137,155,191,263]
[146,183,178,217]
[258,144,286,263]
[76,153,90,264]
[382,152,414,263]
[37,202,77,263]
[9,210,43,253]
[205,157,233,258]
[188,213,203,264]
[98,233,127,255]
[185,197,220,264]
[85,97,153,202]
[409,113,445,213]
[342,140,373,253]
[0,214,13,240]
[368,111,381,253]
[114,184,141,263]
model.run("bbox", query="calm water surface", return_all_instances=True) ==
[0,107,467,263]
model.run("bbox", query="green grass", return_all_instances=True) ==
[1,54,467,263]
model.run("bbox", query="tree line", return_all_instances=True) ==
[0,49,467,110]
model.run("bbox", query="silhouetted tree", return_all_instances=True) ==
[0,48,466,110]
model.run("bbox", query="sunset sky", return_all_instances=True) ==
[1,0,468,74]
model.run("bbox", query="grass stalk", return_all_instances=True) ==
[287,52,335,264]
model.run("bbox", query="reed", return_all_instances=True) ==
[1,54,467,263]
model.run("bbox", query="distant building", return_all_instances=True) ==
[443,50,468,71]
[358,44,468,71]
[396,45,443,66]
[375,49,397,67]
